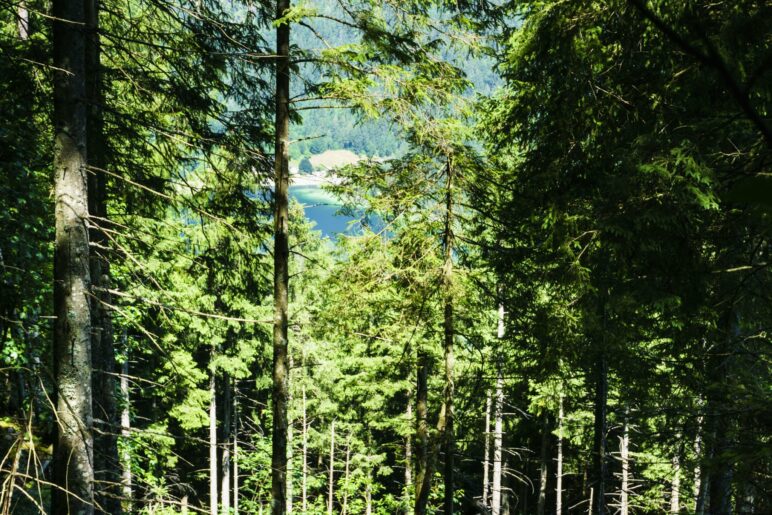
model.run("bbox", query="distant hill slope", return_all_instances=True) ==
[289,2,499,159]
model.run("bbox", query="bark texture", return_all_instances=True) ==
[52,0,94,509]
[271,1,291,514]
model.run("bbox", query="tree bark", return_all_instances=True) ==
[693,413,706,515]
[556,395,563,515]
[17,1,29,39]
[482,390,491,508]
[302,381,307,514]
[328,420,335,515]
[120,356,132,511]
[620,411,629,515]
[537,413,549,515]
[342,434,350,515]
[591,353,608,515]
[234,383,240,515]
[271,1,291,514]
[442,158,455,515]
[210,367,218,515]
[415,350,430,515]
[52,0,94,508]
[670,444,680,514]
[491,302,505,515]
[85,0,120,510]
[405,398,413,511]
[221,375,232,515]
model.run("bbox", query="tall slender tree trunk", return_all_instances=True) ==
[121,357,132,511]
[210,368,218,515]
[482,390,491,508]
[620,411,629,515]
[556,395,564,515]
[52,0,94,509]
[302,381,308,514]
[405,398,413,511]
[85,0,120,511]
[442,158,455,515]
[415,350,430,515]
[591,353,608,515]
[234,383,240,515]
[670,443,681,514]
[693,414,706,515]
[271,0,291,514]
[287,356,294,515]
[491,302,505,515]
[706,313,736,515]
[537,414,549,515]
[342,435,351,515]
[327,420,335,515]
[221,376,232,515]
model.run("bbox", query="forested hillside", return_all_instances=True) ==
[0,1,769,515]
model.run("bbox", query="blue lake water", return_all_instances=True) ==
[290,185,358,238]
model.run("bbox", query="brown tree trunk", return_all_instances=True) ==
[52,0,94,508]
[415,350,431,515]
[85,0,120,510]
[442,158,455,515]
[271,1,291,514]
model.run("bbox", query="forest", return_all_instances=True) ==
[0,0,770,514]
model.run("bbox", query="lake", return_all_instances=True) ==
[290,185,358,238]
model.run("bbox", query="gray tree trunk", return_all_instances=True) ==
[221,376,232,515]
[328,420,335,515]
[620,413,629,515]
[271,2,291,515]
[482,390,491,508]
[537,414,549,515]
[210,368,218,515]
[491,302,505,515]
[121,357,132,511]
[556,395,563,515]
[52,0,94,508]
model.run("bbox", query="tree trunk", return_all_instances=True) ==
[556,395,563,515]
[301,383,308,513]
[271,0,291,514]
[342,435,351,515]
[591,354,608,515]
[234,384,240,515]
[328,420,335,515]
[415,350,430,515]
[482,390,491,508]
[52,0,94,508]
[85,0,120,510]
[491,302,505,515]
[670,446,680,514]
[17,1,29,39]
[287,355,294,515]
[405,397,413,510]
[620,412,629,515]
[221,376,232,515]
[442,159,455,515]
[693,414,706,515]
[120,355,132,511]
[210,368,218,515]
[537,414,549,515]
